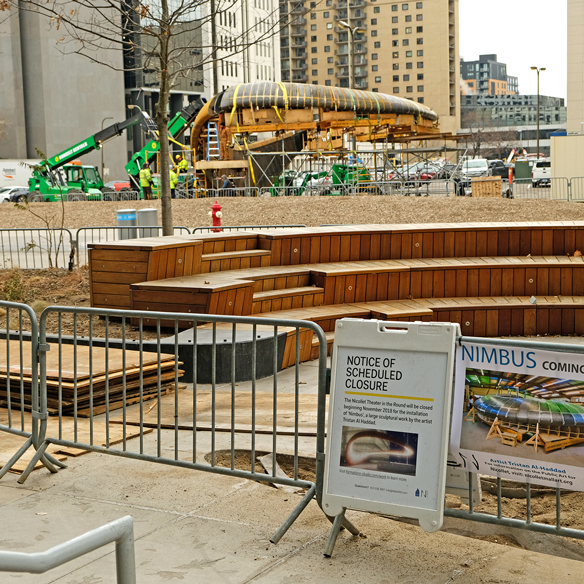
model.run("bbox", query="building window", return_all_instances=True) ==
[313,81,318,84]
[392,40,399,46]
[325,79,331,86]
[417,37,423,44]
[373,88,379,92]
[402,3,408,9]
[403,74,409,81]
[372,53,378,60]
[371,18,377,24]
[406,62,412,69]
[324,11,329,17]
[392,51,398,57]
[392,63,398,69]
[393,86,399,92]
[312,47,317,53]
[374,6,380,12]
[312,58,318,64]
[392,16,398,22]
[406,86,413,92]
[372,65,378,71]
[311,35,317,41]
[416,2,422,7]
[310,1,316,6]
[417,73,423,80]
[326,0,332,5]
[392,4,398,10]
[312,69,318,75]
[328,68,333,74]
[374,42,381,48]
[371,30,377,36]
[406,50,412,57]
[311,24,316,30]
[393,74,399,81]
[375,76,381,82]
[324,46,330,52]
[327,34,333,40]
[327,56,333,63]
[311,12,316,19]
[417,85,424,91]
[416,13,423,20]
[327,23,333,29]
[417,61,423,68]
[416,26,423,32]
[392,28,398,34]
[405,14,411,21]
[402,39,409,45]
[418,97,424,103]
[405,27,412,33]
[417,50,423,56]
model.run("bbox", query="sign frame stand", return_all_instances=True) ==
[322,319,459,557]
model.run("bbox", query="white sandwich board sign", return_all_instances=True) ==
[322,319,459,532]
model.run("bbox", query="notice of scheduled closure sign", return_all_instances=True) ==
[322,319,458,533]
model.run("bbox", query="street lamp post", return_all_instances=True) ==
[339,20,365,152]
[100,116,113,181]
[530,66,546,158]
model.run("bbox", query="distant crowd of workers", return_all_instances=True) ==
[139,154,189,200]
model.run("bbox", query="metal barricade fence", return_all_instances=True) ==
[0,228,75,269]
[203,187,259,198]
[512,177,570,201]
[569,177,584,202]
[373,180,456,197]
[17,306,328,543]
[101,190,141,202]
[74,226,191,266]
[191,224,307,233]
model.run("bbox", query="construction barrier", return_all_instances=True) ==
[511,177,570,201]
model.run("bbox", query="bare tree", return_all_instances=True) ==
[1,0,293,234]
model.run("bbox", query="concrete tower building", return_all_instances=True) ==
[567,0,584,133]
[279,0,460,133]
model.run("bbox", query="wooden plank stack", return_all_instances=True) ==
[0,341,183,416]
[471,176,502,198]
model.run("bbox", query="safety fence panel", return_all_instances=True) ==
[373,180,457,197]
[101,190,142,202]
[0,515,136,583]
[445,335,584,545]
[192,224,307,233]
[21,306,328,543]
[204,187,259,198]
[74,226,191,266]
[569,177,584,203]
[512,177,570,201]
[0,302,44,479]
[0,228,74,270]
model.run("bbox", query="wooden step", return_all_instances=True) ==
[311,331,335,360]
[201,249,271,273]
[252,286,325,314]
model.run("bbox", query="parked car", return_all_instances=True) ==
[104,180,131,191]
[489,160,509,178]
[9,188,30,202]
[461,159,490,178]
[0,185,28,203]
[532,158,551,187]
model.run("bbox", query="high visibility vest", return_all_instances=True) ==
[178,158,188,172]
[139,168,152,187]
[170,170,178,189]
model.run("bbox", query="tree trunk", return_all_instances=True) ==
[157,0,173,236]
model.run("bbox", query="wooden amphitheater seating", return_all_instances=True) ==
[88,223,584,357]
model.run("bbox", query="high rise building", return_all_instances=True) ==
[460,54,518,96]
[279,0,460,133]
[567,0,584,133]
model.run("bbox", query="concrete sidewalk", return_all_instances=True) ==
[1,429,583,584]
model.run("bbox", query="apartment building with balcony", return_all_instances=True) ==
[279,0,460,133]
[461,54,518,96]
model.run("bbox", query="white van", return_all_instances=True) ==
[532,158,551,187]
[0,160,39,188]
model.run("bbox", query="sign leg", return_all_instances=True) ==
[323,509,346,558]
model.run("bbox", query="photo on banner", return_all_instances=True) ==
[450,341,584,491]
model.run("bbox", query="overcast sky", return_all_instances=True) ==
[460,0,567,101]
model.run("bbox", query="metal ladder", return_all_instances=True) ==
[206,122,221,160]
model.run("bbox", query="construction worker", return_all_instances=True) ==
[176,154,188,174]
[169,165,178,199]
[139,162,153,200]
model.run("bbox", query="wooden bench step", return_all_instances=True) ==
[202,249,272,262]
[253,286,324,301]
[252,286,325,314]
[201,249,272,273]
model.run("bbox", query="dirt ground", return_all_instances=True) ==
[4,195,584,229]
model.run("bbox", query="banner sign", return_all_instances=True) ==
[451,341,584,491]
[322,319,458,533]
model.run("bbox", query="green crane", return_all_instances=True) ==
[27,112,156,202]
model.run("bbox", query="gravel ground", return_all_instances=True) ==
[3,196,584,229]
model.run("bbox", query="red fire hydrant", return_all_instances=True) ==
[210,201,223,233]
